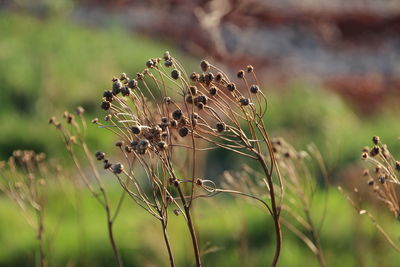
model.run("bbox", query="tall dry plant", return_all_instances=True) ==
[340,135,400,253]
[86,51,283,266]
[221,139,329,267]
[0,150,58,267]
[49,107,124,267]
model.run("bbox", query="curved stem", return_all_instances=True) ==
[161,218,176,267]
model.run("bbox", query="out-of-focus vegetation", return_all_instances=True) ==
[1,9,400,267]
[1,184,399,267]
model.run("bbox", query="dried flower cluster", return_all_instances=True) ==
[0,150,58,267]
[80,52,283,266]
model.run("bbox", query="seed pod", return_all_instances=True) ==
[163,51,171,60]
[112,163,124,174]
[215,73,223,83]
[101,101,111,110]
[190,72,200,82]
[95,151,105,161]
[172,109,182,120]
[146,59,154,68]
[104,160,112,169]
[171,69,181,80]
[237,70,245,79]
[164,59,173,67]
[161,117,169,124]
[189,86,198,95]
[76,106,85,115]
[239,97,250,106]
[395,161,400,171]
[179,127,189,137]
[227,83,236,92]
[115,140,124,147]
[164,97,172,105]
[170,120,177,127]
[125,145,132,153]
[67,114,74,124]
[197,103,204,110]
[216,122,226,132]
[250,84,259,94]
[205,73,214,85]
[247,65,254,73]
[200,60,210,72]
[136,72,144,80]
[369,146,379,157]
[131,140,138,149]
[361,152,368,159]
[185,95,193,104]
[128,79,138,89]
[372,136,380,145]
[104,114,112,121]
[91,118,99,124]
[195,178,203,186]
[157,141,168,150]
[131,126,141,135]
[121,86,130,96]
[367,179,374,186]
[103,90,114,102]
[112,80,122,95]
[209,86,218,96]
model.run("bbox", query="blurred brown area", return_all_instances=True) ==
[5,0,400,113]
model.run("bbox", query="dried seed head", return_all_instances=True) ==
[103,90,114,102]
[361,152,368,159]
[172,109,183,120]
[209,86,218,96]
[170,120,178,127]
[49,116,56,124]
[378,175,386,184]
[136,72,144,80]
[157,141,168,150]
[215,73,223,83]
[369,146,380,157]
[164,97,172,105]
[250,84,259,94]
[112,163,124,174]
[197,103,204,110]
[146,59,155,68]
[101,101,111,110]
[120,73,128,80]
[179,127,189,137]
[95,151,105,161]
[205,73,214,85]
[161,117,169,124]
[125,145,132,153]
[375,165,381,173]
[190,72,200,82]
[185,95,193,104]
[104,160,112,169]
[200,60,210,72]
[171,69,181,80]
[227,83,236,92]
[131,126,141,135]
[115,140,124,147]
[91,118,99,124]
[112,80,122,95]
[163,51,171,60]
[121,86,130,96]
[195,178,203,186]
[164,59,173,67]
[247,65,254,73]
[128,79,138,89]
[237,70,245,79]
[76,106,85,115]
[131,140,138,149]
[367,179,374,186]
[372,136,380,145]
[104,114,112,121]
[239,97,250,106]
[395,161,400,171]
[189,86,198,95]
[67,114,74,124]
[216,122,226,132]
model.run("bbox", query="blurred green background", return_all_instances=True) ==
[1,2,400,266]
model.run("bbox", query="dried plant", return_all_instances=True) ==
[0,150,58,267]
[339,136,400,253]
[222,140,328,267]
[49,107,124,267]
[83,51,283,266]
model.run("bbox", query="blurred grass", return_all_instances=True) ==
[1,183,400,267]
